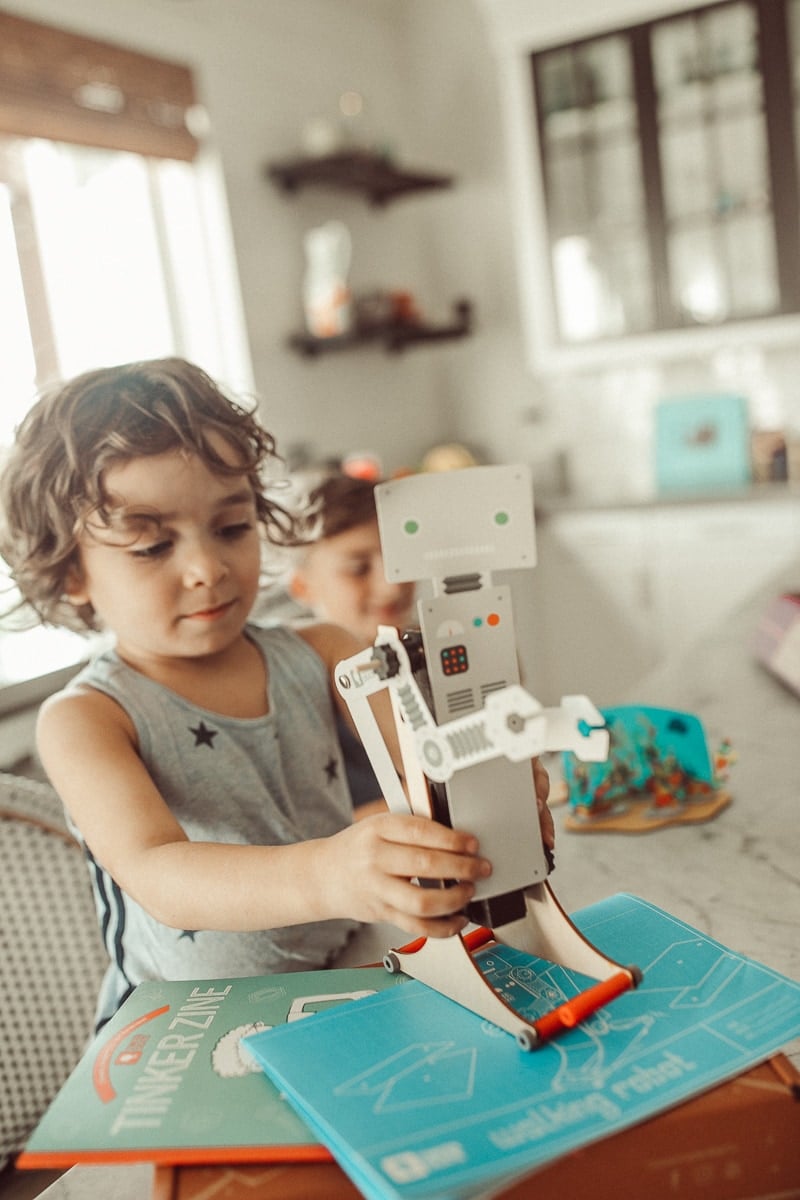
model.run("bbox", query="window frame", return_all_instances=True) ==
[531,0,800,340]
[502,0,800,372]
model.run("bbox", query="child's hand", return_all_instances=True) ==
[533,757,555,853]
[321,813,492,939]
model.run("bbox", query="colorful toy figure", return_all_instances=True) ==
[563,706,734,833]
[335,464,642,1049]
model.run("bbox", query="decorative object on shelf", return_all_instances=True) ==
[267,149,454,207]
[655,393,751,494]
[288,298,471,357]
[268,140,469,358]
[302,220,352,339]
[353,288,420,333]
[751,429,789,483]
[420,442,481,472]
[300,91,381,161]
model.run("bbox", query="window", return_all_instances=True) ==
[0,138,252,703]
[530,0,800,346]
[0,136,251,435]
[0,15,252,707]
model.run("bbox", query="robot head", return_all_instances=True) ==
[376,465,537,584]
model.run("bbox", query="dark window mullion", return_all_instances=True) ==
[530,51,564,340]
[631,25,674,328]
[0,140,59,387]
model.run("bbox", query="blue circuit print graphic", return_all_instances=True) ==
[245,894,800,1200]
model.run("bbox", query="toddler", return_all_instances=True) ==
[0,359,501,1028]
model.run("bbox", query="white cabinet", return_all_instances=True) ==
[531,511,659,705]
[650,503,800,658]
[531,497,800,705]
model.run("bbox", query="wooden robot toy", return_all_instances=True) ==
[335,464,641,1049]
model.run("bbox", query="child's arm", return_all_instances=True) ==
[36,684,490,940]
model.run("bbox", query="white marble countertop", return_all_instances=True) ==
[545,569,799,1088]
[548,573,798,983]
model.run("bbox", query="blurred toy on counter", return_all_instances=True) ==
[563,706,734,833]
[420,441,481,472]
[341,451,382,482]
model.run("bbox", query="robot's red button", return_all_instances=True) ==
[487,612,500,626]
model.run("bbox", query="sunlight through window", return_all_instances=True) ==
[25,142,175,376]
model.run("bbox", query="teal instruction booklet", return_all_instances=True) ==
[245,893,800,1200]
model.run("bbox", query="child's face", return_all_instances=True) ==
[66,439,262,671]
[290,519,415,645]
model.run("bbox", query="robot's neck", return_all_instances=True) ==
[432,571,491,597]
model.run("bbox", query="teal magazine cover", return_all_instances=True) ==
[245,893,800,1200]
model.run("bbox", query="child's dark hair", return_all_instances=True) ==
[307,473,379,540]
[0,357,296,630]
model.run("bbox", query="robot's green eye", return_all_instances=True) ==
[494,511,510,526]
[404,519,419,535]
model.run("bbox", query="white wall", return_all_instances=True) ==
[396,0,541,468]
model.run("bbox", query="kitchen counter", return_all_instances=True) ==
[548,569,799,1062]
[535,479,800,518]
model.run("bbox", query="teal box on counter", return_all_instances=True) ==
[655,393,751,493]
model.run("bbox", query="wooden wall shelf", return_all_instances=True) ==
[289,300,472,357]
[266,150,454,206]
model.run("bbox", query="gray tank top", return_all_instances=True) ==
[68,623,358,1028]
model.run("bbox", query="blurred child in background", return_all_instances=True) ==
[285,473,416,812]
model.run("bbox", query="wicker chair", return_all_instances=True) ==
[0,772,107,1171]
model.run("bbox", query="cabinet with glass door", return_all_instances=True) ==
[530,0,800,346]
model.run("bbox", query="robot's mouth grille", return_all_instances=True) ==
[425,545,495,562]
[442,573,482,594]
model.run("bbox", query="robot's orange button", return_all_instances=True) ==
[487,612,500,626]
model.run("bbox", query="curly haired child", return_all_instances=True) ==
[1,358,520,1028]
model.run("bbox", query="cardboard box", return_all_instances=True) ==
[153,1054,800,1200]
[502,1053,800,1199]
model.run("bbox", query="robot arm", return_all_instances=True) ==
[335,637,412,815]
[336,625,608,791]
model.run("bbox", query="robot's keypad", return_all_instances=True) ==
[441,644,469,676]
